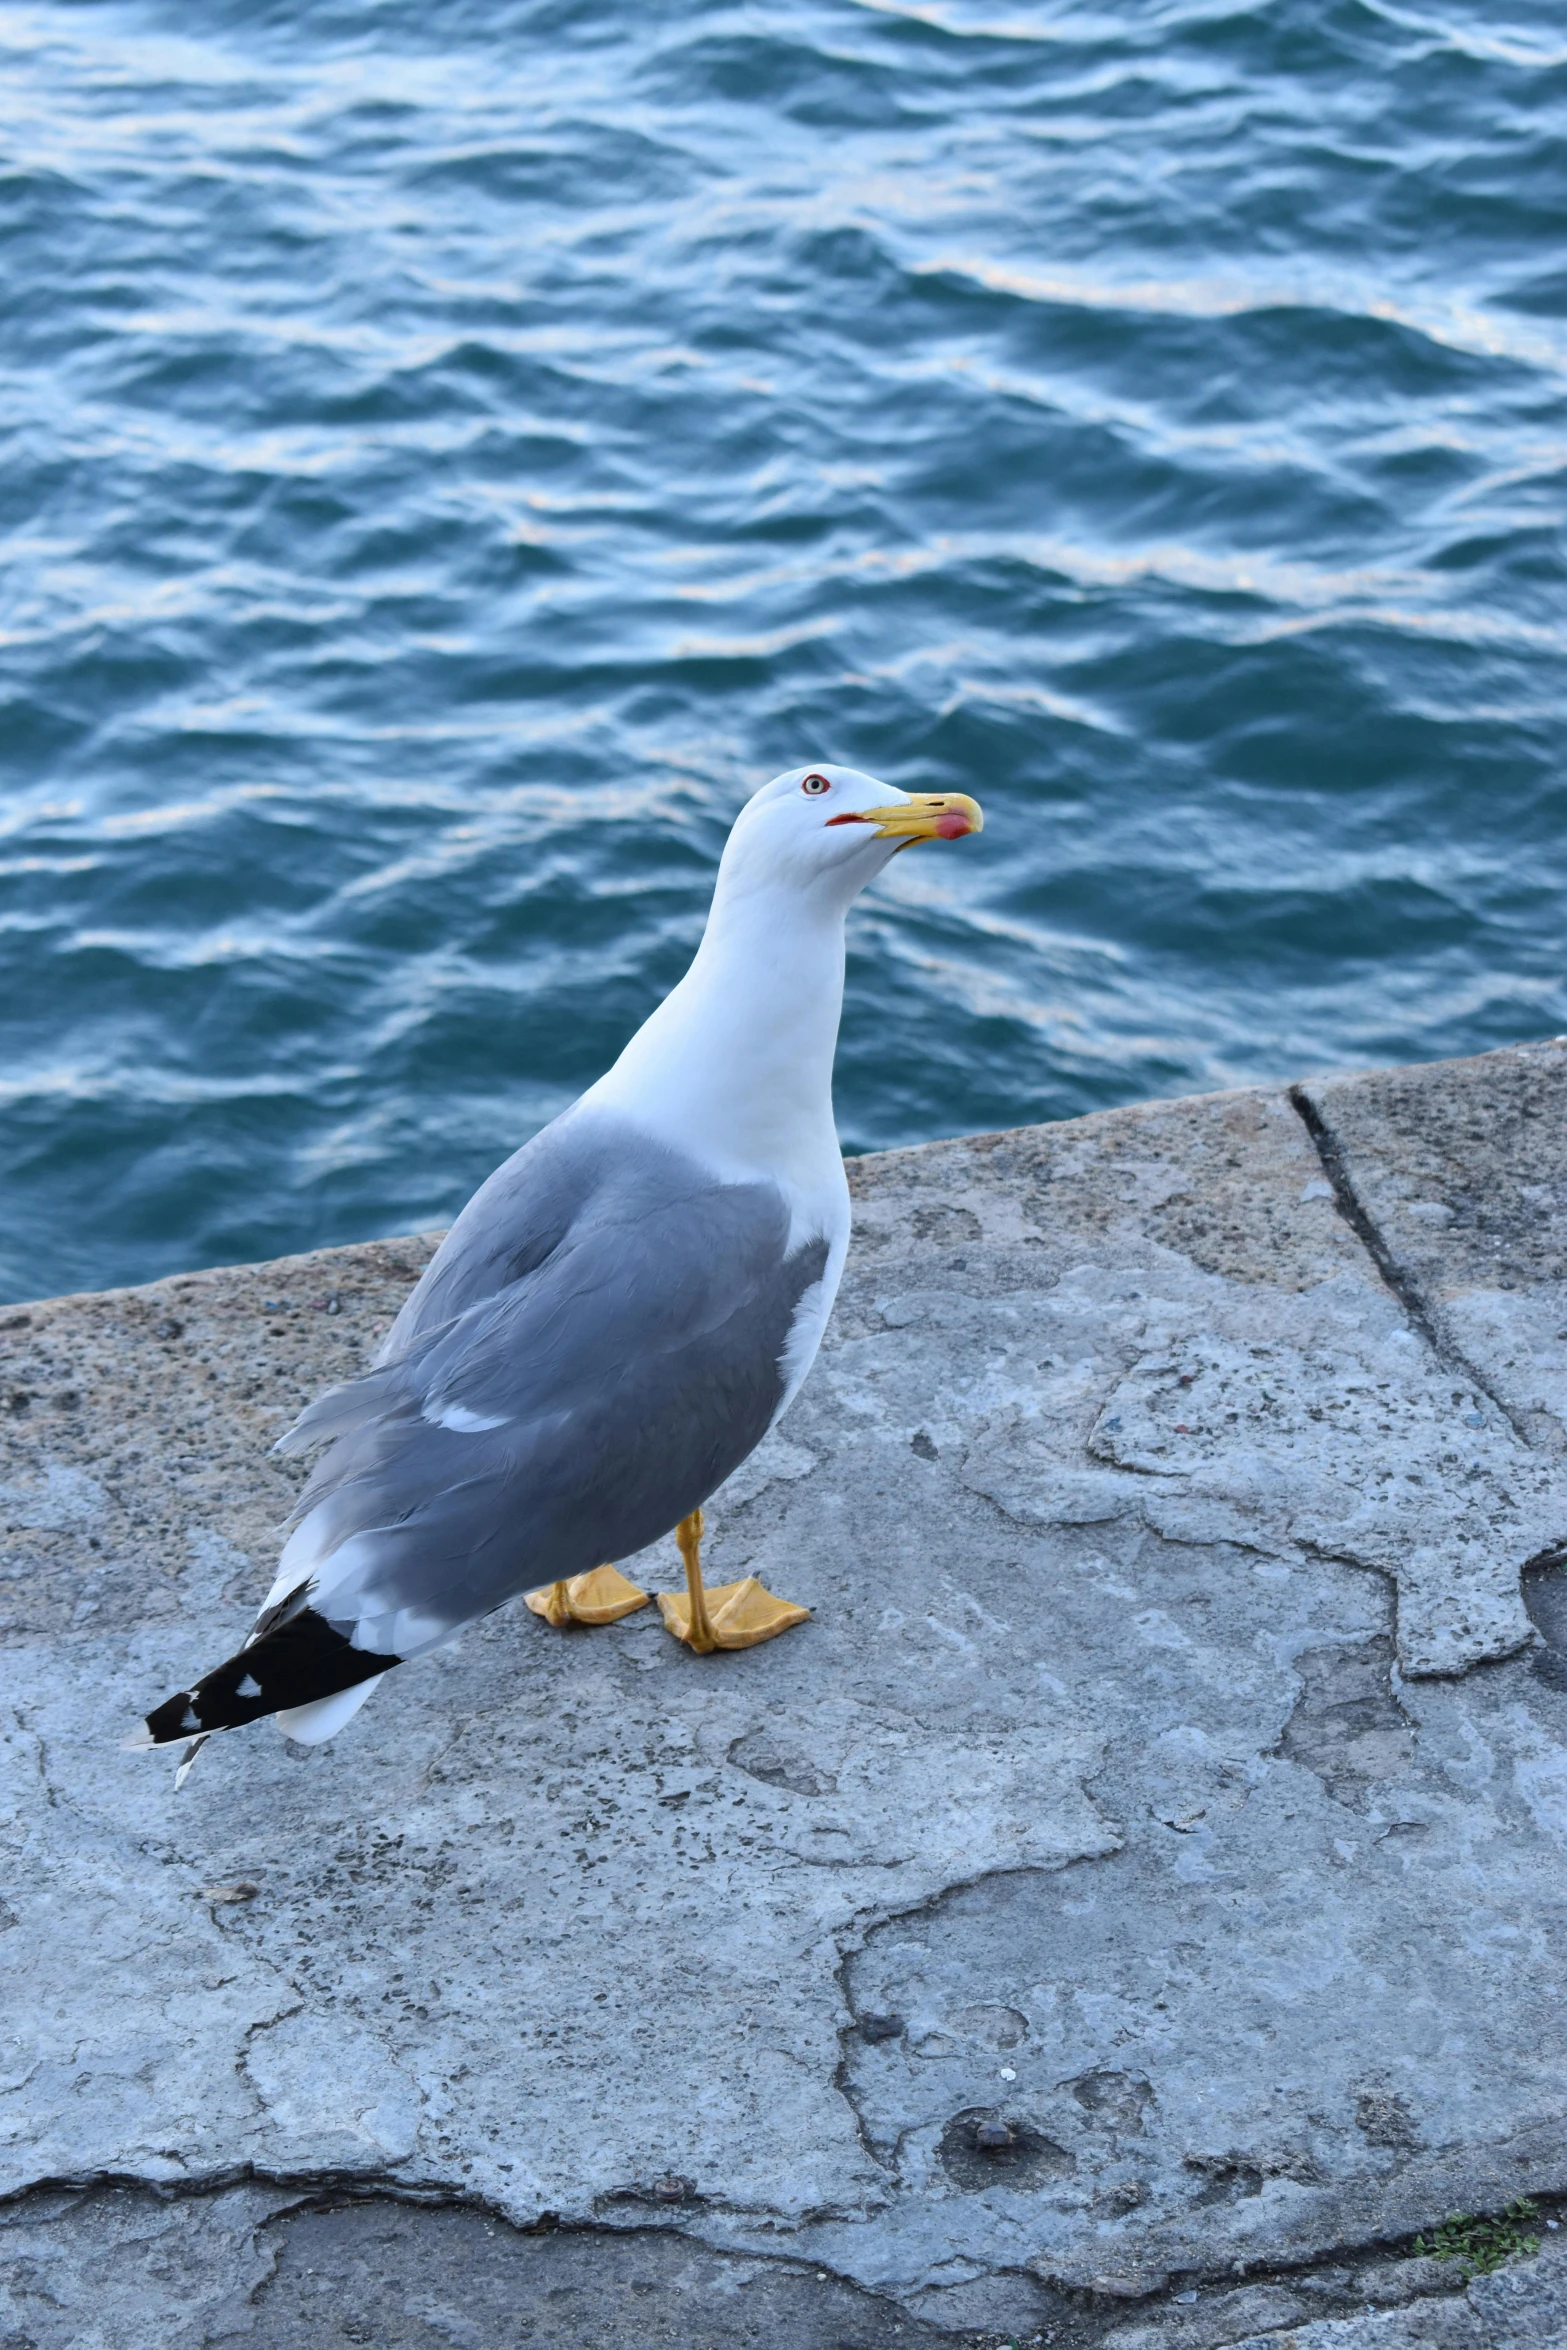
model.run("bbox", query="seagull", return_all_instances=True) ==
[129,766,982,1776]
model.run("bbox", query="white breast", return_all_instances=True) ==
[772,1162,851,1423]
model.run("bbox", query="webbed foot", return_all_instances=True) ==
[656,1576,810,1652]
[525,1565,651,1627]
[656,1508,809,1651]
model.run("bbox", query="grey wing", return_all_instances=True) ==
[272,1111,600,1460]
[268,1113,828,1660]
[383,1110,611,1357]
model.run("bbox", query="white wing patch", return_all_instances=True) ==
[426,1401,510,1433]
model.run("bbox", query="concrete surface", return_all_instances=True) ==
[3,2182,1566,2348]
[3,1040,1566,2346]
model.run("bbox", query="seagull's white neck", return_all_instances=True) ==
[584,863,850,1196]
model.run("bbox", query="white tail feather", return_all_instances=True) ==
[275,1675,386,1745]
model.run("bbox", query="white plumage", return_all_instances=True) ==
[131,763,982,1769]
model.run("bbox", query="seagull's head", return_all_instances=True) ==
[721,764,983,911]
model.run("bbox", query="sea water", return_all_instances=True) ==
[2,0,1564,1298]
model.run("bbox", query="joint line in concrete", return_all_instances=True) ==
[1287,1083,1533,1448]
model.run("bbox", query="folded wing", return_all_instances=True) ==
[270,1108,829,1662]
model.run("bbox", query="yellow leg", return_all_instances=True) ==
[525,1564,650,1628]
[676,1507,717,1654]
[656,1507,811,1652]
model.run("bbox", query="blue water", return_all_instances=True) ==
[3,0,1565,1303]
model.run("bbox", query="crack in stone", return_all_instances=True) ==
[1289,1085,1533,1447]
[1272,1635,1416,1814]
[5,2168,1562,2347]
[831,1937,894,2174]
[832,1857,1117,2180]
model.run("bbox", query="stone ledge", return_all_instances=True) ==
[3,1042,1566,2343]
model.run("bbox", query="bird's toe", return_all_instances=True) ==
[657,1576,809,1651]
[526,1566,650,1627]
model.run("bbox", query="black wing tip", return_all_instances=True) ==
[134,1608,399,1744]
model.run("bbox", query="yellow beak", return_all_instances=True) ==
[827,791,984,843]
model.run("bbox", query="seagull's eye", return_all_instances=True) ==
[801,773,830,796]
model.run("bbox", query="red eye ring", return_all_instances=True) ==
[801,772,830,796]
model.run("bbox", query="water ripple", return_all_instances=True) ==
[1,0,1564,1299]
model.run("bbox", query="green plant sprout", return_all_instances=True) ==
[1413,2198,1541,2275]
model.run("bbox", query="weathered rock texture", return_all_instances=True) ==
[3,1041,1566,2347]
